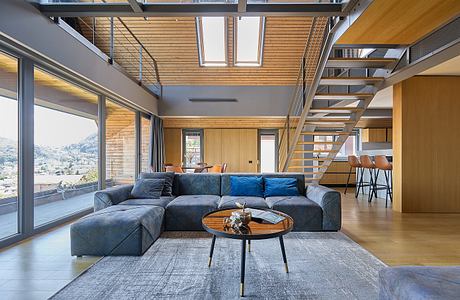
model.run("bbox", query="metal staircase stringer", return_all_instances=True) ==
[312,48,407,183]
[282,0,372,172]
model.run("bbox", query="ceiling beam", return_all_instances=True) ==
[127,0,143,13]
[35,3,345,17]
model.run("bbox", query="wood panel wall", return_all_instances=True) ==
[393,76,460,213]
[205,129,258,173]
[164,128,182,165]
[106,107,136,184]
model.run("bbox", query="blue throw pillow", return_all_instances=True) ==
[230,176,264,197]
[264,178,299,197]
[130,178,165,199]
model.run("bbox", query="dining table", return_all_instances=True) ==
[181,165,213,173]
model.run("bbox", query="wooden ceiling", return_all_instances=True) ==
[338,0,460,45]
[80,16,327,86]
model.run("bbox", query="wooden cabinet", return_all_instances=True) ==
[320,161,355,185]
[362,128,392,143]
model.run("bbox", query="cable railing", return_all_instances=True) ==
[278,16,328,171]
[62,15,161,95]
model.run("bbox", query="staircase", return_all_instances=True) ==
[279,16,403,185]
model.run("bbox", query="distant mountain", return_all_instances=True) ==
[0,137,17,164]
[64,133,98,155]
[0,133,98,166]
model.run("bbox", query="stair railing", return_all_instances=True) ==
[279,15,345,172]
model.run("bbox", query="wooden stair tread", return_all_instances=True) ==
[320,77,384,85]
[293,150,337,153]
[290,158,323,161]
[314,93,374,100]
[309,107,363,113]
[297,141,341,145]
[326,58,397,68]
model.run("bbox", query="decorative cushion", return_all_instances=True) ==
[218,196,268,209]
[264,177,299,197]
[130,178,165,199]
[139,172,175,196]
[230,176,264,197]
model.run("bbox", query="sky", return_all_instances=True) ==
[0,95,97,147]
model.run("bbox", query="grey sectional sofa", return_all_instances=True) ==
[71,172,341,256]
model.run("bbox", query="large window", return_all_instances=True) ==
[34,68,98,227]
[196,17,228,66]
[314,134,357,158]
[0,51,19,240]
[183,129,203,166]
[106,100,136,186]
[234,17,265,67]
[0,44,155,247]
[140,115,151,173]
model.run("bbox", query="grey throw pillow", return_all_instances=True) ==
[139,172,174,196]
[130,178,165,199]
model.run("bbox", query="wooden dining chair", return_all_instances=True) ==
[165,165,184,173]
[208,164,222,173]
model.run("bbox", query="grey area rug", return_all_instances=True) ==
[52,232,386,300]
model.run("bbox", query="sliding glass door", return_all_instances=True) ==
[0,43,154,247]
[0,51,19,239]
[33,68,99,227]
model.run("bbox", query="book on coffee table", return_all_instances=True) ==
[246,208,286,224]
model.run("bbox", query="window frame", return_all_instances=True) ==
[258,129,279,172]
[196,17,228,67]
[0,41,153,249]
[233,16,266,67]
[182,129,204,166]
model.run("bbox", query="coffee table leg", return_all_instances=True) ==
[241,238,246,297]
[248,240,251,252]
[208,235,216,267]
[279,236,289,273]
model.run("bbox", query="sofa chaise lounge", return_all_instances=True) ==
[71,172,341,256]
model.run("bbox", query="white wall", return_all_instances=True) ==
[0,0,158,114]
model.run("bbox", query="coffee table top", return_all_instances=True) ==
[202,208,294,240]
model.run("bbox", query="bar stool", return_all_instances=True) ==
[345,155,361,197]
[360,155,378,202]
[374,155,393,208]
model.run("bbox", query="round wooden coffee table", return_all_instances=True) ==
[202,208,294,297]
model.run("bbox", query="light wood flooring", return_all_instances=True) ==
[0,188,460,299]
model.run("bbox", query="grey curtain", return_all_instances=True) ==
[149,116,165,172]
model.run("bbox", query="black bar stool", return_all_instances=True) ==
[360,155,378,202]
[374,155,393,207]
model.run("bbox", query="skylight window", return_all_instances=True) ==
[196,17,227,67]
[234,17,265,67]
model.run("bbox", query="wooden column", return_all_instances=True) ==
[393,76,460,212]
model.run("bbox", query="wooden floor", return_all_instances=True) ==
[341,188,460,266]
[1,189,460,299]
